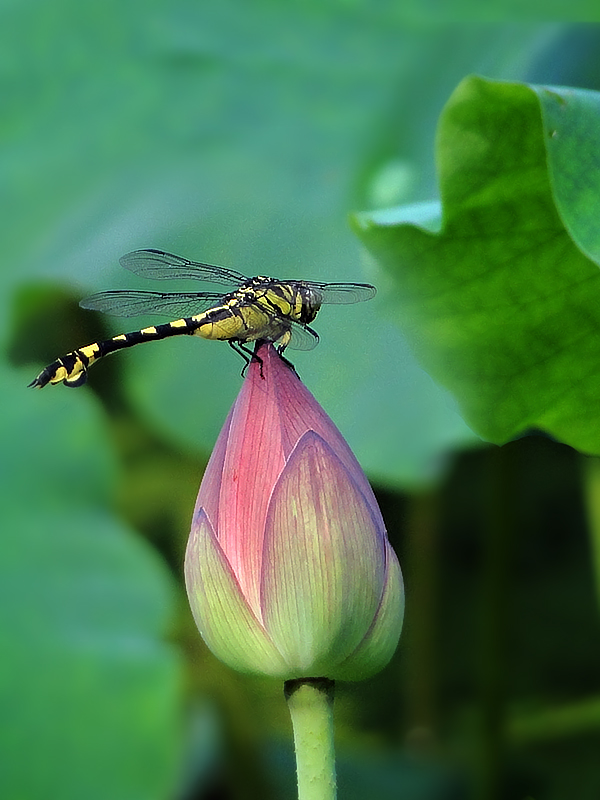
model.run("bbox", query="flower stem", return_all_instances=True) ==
[284,678,337,800]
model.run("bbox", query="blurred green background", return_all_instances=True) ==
[4,7,600,799]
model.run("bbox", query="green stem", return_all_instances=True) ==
[284,678,337,800]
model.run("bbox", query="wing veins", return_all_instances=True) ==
[286,321,320,351]
[80,290,224,318]
[280,280,376,304]
[120,249,249,287]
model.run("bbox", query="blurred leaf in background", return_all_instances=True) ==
[0,364,182,800]
[4,4,600,800]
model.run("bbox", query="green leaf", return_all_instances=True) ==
[0,365,182,800]
[353,75,600,453]
[536,85,600,263]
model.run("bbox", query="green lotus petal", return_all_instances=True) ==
[185,510,287,676]
[261,431,388,677]
[335,544,404,681]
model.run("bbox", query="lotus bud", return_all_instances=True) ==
[185,343,403,680]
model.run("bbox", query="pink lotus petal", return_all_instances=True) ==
[185,510,287,676]
[261,431,387,675]
[334,543,404,681]
[194,365,288,614]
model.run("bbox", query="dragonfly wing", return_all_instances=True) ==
[120,249,249,287]
[80,290,224,318]
[286,322,320,351]
[290,281,376,304]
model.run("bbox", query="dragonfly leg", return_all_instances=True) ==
[229,340,264,378]
[274,343,299,377]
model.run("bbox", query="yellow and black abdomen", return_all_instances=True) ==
[29,316,203,388]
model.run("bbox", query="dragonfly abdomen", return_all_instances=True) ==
[29,316,202,388]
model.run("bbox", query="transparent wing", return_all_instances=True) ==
[120,249,249,287]
[286,322,320,351]
[299,281,376,304]
[80,290,224,318]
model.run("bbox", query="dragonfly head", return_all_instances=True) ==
[299,286,322,324]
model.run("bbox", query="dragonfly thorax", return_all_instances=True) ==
[238,277,322,326]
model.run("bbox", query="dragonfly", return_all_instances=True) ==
[29,249,377,389]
